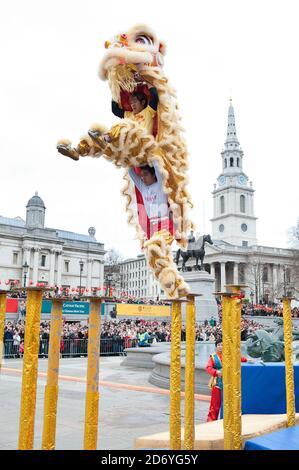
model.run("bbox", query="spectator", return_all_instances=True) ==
[13,330,21,357]
[137,327,151,347]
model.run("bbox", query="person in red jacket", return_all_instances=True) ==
[205,337,249,422]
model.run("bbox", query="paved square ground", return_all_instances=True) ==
[0,356,209,450]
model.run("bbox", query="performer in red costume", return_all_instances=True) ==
[205,338,249,422]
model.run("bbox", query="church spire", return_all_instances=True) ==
[225,99,240,149]
[220,99,244,174]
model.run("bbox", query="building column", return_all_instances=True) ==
[32,248,40,284]
[233,262,239,285]
[221,262,226,292]
[210,263,215,279]
[99,261,104,288]
[87,259,93,289]
[56,251,63,287]
[49,250,56,286]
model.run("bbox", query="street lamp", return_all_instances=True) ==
[22,262,29,288]
[106,273,113,297]
[250,291,254,315]
[79,260,84,297]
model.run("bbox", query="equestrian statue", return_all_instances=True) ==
[175,231,213,271]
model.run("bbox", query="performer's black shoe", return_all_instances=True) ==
[57,144,80,161]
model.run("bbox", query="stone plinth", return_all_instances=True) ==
[182,270,218,322]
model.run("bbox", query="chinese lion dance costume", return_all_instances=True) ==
[57,25,194,298]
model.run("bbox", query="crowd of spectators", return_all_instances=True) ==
[8,290,299,317]
[3,294,299,359]
[242,304,299,318]
[3,313,266,358]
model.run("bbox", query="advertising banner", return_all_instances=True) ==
[116,303,170,317]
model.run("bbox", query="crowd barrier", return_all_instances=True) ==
[3,337,138,359]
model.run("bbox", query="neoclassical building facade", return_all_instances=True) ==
[0,193,105,289]
[119,254,164,300]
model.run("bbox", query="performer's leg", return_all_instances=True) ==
[143,230,190,298]
[57,124,107,160]
[207,387,222,422]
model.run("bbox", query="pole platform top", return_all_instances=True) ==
[224,284,248,289]
[0,290,9,294]
[165,298,189,303]
[279,296,297,301]
[186,293,202,298]
[214,291,240,297]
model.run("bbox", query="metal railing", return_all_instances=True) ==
[3,338,139,359]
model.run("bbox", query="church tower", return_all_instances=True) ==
[211,100,257,246]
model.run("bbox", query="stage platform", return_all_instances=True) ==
[134,414,299,450]
[245,424,299,450]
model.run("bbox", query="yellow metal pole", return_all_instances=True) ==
[184,294,196,450]
[84,297,102,450]
[282,297,296,427]
[170,300,182,450]
[221,294,234,450]
[229,285,242,450]
[42,298,63,450]
[0,291,7,372]
[18,288,43,450]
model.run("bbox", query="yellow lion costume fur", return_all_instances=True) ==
[57,25,194,298]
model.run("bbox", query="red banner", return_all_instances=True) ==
[6,298,18,313]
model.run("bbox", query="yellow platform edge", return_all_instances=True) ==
[134,413,299,450]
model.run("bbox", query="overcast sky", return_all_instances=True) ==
[1,0,298,258]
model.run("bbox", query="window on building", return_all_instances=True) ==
[240,195,246,213]
[242,241,248,247]
[220,196,225,214]
[230,157,234,167]
[224,158,227,168]
[237,158,240,167]
[64,261,69,272]
[262,266,268,282]
[13,252,19,265]
[41,255,46,267]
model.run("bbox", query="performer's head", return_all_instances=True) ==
[129,91,148,114]
[140,165,157,186]
[215,337,222,353]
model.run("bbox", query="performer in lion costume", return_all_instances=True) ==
[57,25,194,298]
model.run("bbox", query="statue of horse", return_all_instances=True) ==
[175,234,213,271]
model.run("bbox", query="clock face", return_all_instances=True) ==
[238,175,246,185]
[241,223,248,232]
[219,224,225,233]
[219,176,225,186]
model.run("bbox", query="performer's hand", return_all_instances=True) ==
[134,72,143,82]
[134,72,147,85]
